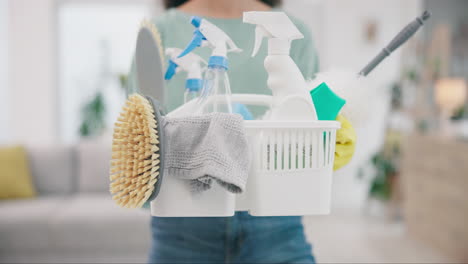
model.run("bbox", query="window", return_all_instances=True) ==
[57,0,157,142]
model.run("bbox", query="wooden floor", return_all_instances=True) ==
[303,207,455,263]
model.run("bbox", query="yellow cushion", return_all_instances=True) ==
[334,115,357,171]
[0,145,36,199]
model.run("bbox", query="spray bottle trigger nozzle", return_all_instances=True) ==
[164,60,179,80]
[252,26,269,57]
[178,29,205,58]
[191,16,202,28]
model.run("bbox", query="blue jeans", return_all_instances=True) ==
[148,212,315,263]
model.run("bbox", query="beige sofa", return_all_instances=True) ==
[0,139,151,263]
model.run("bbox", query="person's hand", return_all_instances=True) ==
[334,115,356,170]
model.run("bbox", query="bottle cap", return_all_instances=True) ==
[208,56,228,70]
[186,78,203,92]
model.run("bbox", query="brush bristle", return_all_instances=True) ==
[110,94,160,208]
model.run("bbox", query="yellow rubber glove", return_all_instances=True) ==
[334,115,356,171]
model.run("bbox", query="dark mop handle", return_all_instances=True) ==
[359,11,431,76]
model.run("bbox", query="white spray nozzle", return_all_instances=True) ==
[243,12,303,57]
[179,16,242,59]
[165,47,207,80]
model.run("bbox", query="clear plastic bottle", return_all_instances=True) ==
[183,78,202,103]
[198,59,233,114]
[184,89,199,103]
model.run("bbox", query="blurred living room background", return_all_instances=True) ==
[1,0,467,263]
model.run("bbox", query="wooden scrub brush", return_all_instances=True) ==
[110,94,165,208]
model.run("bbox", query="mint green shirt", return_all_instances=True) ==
[129,8,319,113]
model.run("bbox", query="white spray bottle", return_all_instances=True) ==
[178,16,242,114]
[243,11,318,120]
[164,47,207,103]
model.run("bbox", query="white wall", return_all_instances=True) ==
[284,0,422,84]
[0,0,8,143]
[8,0,56,145]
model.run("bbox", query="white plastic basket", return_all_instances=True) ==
[151,94,340,217]
[151,173,236,217]
[240,120,340,216]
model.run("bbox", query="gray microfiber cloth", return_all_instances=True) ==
[163,113,250,193]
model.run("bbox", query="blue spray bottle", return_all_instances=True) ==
[178,16,242,114]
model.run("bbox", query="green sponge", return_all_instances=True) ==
[310,82,346,120]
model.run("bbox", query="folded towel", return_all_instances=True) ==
[163,113,250,193]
